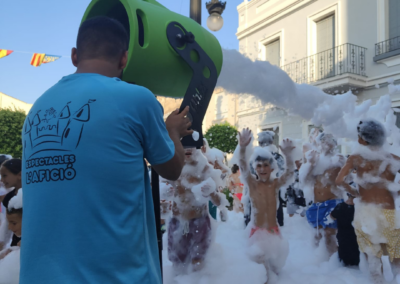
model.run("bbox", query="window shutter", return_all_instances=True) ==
[265,39,280,67]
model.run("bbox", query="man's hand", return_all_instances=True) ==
[279,139,295,155]
[165,106,193,139]
[239,128,252,148]
[155,106,192,181]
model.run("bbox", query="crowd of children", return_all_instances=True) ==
[0,119,398,284]
[162,120,400,284]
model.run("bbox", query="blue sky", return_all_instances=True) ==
[0,0,242,104]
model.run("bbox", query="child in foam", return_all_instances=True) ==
[201,138,230,220]
[330,192,360,267]
[0,154,12,213]
[0,189,22,284]
[166,147,229,274]
[0,159,22,251]
[336,119,400,283]
[201,138,230,189]
[300,133,345,256]
[229,164,244,213]
[285,162,306,217]
[238,128,295,282]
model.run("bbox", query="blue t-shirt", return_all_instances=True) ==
[20,73,174,284]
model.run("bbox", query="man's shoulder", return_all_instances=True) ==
[109,81,154,99]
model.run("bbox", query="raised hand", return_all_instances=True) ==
[239,128,252,148]
[279,139,295,155]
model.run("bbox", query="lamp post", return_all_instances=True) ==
[190,0,226,31]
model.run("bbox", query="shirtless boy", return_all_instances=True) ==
[238,128,295,282]
[244,131,286,227]
[336,119,400,283]
[167,147,228,274]
[302,133,345,255]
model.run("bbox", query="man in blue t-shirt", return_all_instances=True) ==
[20,17,192,284]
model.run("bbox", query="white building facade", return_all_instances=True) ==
[204,0,400,153]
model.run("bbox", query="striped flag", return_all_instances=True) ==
[0,50,13,59]
[43,54,61,64]
[30,53,45,67]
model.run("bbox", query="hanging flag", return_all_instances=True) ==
[43,54,61,64]
[0,50,13,59]
[30,53,45,67]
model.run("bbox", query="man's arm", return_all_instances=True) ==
[152,107,193,181]
[277,139,295,188]
[238,128,253,184]
[306,151,320,180]
[335,155,359,196]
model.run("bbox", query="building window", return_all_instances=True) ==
[316,15,335,53]
[389,0,400,40]
[386,0,400,53]
[265,39,280,67]
[394,108,400,128]
[316,15,335,79]
[262,127,280,149]
[374,1,400,60]
[214,92,229,120]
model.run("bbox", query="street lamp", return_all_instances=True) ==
[206,0,227,32]
[190,0,226,32]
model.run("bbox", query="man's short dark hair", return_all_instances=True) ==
[77,16,129,62]
[357,119,386,147]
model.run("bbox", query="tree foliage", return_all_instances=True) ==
[0,108,26,158]
[204,122,238,154]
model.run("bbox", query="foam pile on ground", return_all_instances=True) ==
[0,248,20,284]
[163,210,381,284]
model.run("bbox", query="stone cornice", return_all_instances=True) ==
[236,0,317,40]
[238,0,269,12]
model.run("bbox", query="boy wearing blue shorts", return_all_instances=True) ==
[302,133,345,256]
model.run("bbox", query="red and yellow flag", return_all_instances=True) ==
[0,50,13,59]
[30,53,45,67]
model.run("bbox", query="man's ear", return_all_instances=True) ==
[119,51,128,70]
[71,48,78,67]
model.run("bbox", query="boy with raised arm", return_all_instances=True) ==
[238,128,295,283]
[336,119,400,284]
[301,133,345,256]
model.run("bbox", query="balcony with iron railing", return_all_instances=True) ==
[281,43,367,85]
[374,36,400,62]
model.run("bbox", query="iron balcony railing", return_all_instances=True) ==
[375,36,400,56]
[281,43,367,85]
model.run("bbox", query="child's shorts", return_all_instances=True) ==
[306,199,343,229]
[168,215,211,264]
